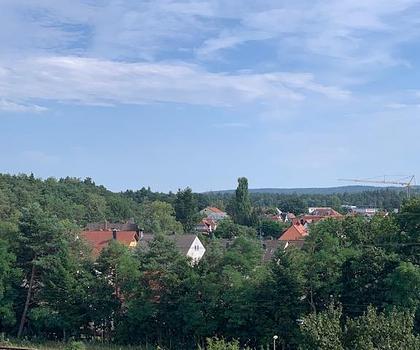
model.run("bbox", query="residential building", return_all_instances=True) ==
[300,207,342,225]
[195,218,217,234]
[81,229,206,263]
[200,206,229,221]
[278,222,308,241]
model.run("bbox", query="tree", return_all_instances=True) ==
[230,178,252,226]
[300,306,420,350]
[253,249,306,347]
[397,198,420,264]
[15,204,72,337]
[345,307,420,349]
[175,187,199,232]
[137,200,183,234]
[303,219,350,312]
[385,261,420,310]
[96,240,139,340]
[258,219,287,239]
[299,304,344,350]
[214,219,256,239]
[119,235,193,346]
[340,247,400,318]
[203,337,241,350]
[0,236,20,329]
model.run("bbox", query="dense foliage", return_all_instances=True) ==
[0,173,419,349]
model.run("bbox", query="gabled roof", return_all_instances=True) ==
[81,230,200,257]
[202,206,226,214]
[279,223,308,241]
[310,208,342,217]
[262,240,287,261]
[80,230,138,256]
[136,234,199,255]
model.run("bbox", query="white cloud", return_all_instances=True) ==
[0,99,48,113]
[0,56,349,108]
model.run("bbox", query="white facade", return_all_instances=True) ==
[186,236,206,263]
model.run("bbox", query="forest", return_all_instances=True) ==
[0,173,419,349]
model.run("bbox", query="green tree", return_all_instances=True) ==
[175,187,199,232]
[0,236,20,329]
[398,198,420,264]
[137,200,183,234]
[214,219,256,239]
[253,249,306,347]
[203,338,241,350]
[230,177,252,226]
[299,304,344,350]
[340,247,400,318]
[15,205,77,337]
[96,240,139,340]
[345,307,420,349]
[258,219,287,238]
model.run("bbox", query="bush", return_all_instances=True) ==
[202,337,240,350]
[65,341,86,350]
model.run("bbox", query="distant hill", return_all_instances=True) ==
[208,185,416,195]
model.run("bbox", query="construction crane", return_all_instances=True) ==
[338,175,416,198]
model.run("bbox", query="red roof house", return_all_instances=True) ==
[80,230,138,256]
[279,223,308,241]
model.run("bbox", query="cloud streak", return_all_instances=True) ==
[0,56,349,109]
[0,99,48,113]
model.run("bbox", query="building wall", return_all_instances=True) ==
[186,236,206,263]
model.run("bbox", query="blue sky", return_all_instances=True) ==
[1,0,420,192]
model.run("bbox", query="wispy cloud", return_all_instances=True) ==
[0,99,48,113]
[0,56,349,109]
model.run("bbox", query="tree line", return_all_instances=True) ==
[0,174,420,349]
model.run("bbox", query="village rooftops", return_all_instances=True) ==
[80,230,206,262]
[307,207,342,217]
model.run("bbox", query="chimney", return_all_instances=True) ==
[112,229,117,240]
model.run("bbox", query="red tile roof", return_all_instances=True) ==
[80,230,138,256]
[279,223,308,241]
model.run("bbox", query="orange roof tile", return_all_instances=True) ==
[81,230,138,256]
[279,223,307,241]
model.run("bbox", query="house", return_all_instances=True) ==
[195,218,218,234]
[309,207,342,217]
[350,207,379,217]
[136,233,206,264]
[80,229,206,263]
[261,239,305,261]
[279,222,308,241]
[284,212,299,224]
[200,207,228,222]
[261,208,284,222]
[262,240,287,261]
[300,207,342,225]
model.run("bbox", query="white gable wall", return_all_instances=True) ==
[186,236,206,263]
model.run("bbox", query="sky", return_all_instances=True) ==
[1,0,420,192]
